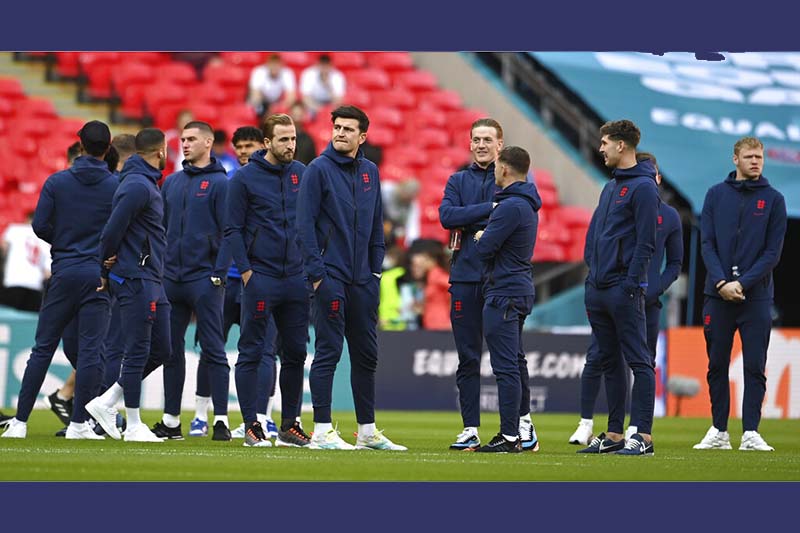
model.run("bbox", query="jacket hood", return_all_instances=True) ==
[496,181,542,211]
[68,156,113,185]
[182,156,227,176]
[612,158,657,181]
[249,149,290,174]
[724,171,771,191]
[321,142,364,166]
[120,154,163,184]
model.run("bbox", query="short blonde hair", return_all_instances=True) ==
[734,137,763,156]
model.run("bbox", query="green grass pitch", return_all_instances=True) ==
[2,410,798,481]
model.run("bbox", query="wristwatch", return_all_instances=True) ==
[210,276,223,287]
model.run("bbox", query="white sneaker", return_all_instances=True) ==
[1,418,27,438]
[568,419,593,445]
[230,423,246,439]
[308,426,355,450]
[66,422,105,440]
[356,429,407,451]
[624,425,638,441]
[86,399,121,440]
[124,423,166,443]
[448,428,480,450]
[693,426,732,450]
[519,419,539,452]
[739,431,774,451]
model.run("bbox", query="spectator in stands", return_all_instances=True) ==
[408,239,451,331]
[86,128,172,443]
[299,54,345,117]
[248,53,297,119]
[382,177,420,248]
[473,146,541,453]
[378,245,409,331]
[568,151,682,447]
[288,101,317,165]
[296,105,405,451]
[2,120,118,440]
[581,119,658,456]
[212,130,239,174]
[164,109,194,179]
[172,52,220,77]
[0,212,51,312]
[693,136,787,453]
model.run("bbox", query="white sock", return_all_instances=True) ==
[358,423,376,439]
[68,421,84,432]
[519,414,531,424]
[257,413,267,427]
[57,390,70,402]
[12,418,27,428]
[194,396,210,421]
[127,407,141,427]
[213,415,228,427]
[266,396,275,420]
[580,418,593,426]
[99,383,124,407]
[464,426,478,435]
[162,413,180,428]
[503,433,519,442]
[314,422,332,435]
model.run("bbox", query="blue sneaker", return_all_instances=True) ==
[449,428,480,451]
[577,432,625,454]
[615,433,654,456]
[189,418,208,437]
[265,419,278,439]
[520,419,539,452]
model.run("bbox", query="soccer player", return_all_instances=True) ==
[569,152,683,446]
[472,146,541,453]
[693,136,786,452]
[225,114,312,447]
[3,121,118,440]
[296,105,405,450]
[580,120,659,456]
[86,128,172,443]
[153,121,232,441]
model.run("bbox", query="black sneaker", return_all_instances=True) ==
[577,432,625,454]
[48,391,72,426]
[475,433,522,453]
[0,411,13,428]
[243,421,271,447]
[151,421,184,440]
[212,421,232,441]
[55,426,67,437]
[276,421,311,447]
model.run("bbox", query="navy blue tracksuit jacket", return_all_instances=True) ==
[476,181,541,437]
[700,172,786,432]
[16,156,118,424]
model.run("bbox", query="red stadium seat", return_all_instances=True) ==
[537,223,571,244]
[54,52,80,79]
[365,52,414,72]
[144,84,189,117]
[0,97,13,118]
[383,146,430,169]
[346,68,391,91]
[368,106,404,130]
[343,87,371,108]
[414,128,450,149]
[111,62,156,96]
[8,136,37,158]
[219,103,257,126]
[555,205,593,227]
[158,62,198,86]
[13,117,57,137]
[364,126,396,147]
[538,187,559,208]
[0,78,25,100]
[189,102,220,126]
[219,51,266,70]
[404,108,447,130]
[532,241,566,263]
[428,146,471,169]
[420,89,463,111]
[154,103,188,131]
[380,163,416,183]
[307,121,333,154]
[122,52,168,65]
[189,83,229,107]
[119,82,151,120]
[203,63,247,87]
[330,52,366,71]
[392,70,438,93]
[370,88,417,110]
[277,52,315,72]
[446,108,488,134]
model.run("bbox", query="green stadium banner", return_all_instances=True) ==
[0,306,353,414]
[532,52,800,217]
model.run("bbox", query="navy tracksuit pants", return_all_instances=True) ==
[309,276,379,424]
[63,295,124,394]
[15,269,110,424]
[450,282,531,428]
[163,277,230,417]
[703,297,771,432]
[483,295,534,437]
[196,277,278,416]
[580,302,660,428]
[110,278,171,409]
[236,272,309,426]
[585,283,655,435]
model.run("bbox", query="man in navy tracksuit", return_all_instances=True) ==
[580,120,659,456]
[439,118,536,451]
[694,136,787,452]
[3,121,118,440]
[86,128,172,443]
[152,121,232,442]
[473,146,541,453]
[297,105,405,451]
[569,152,683,446]
[226,114,311,448]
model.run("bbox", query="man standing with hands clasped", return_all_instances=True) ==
[472,146,541,453]
[694,136,786,452]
